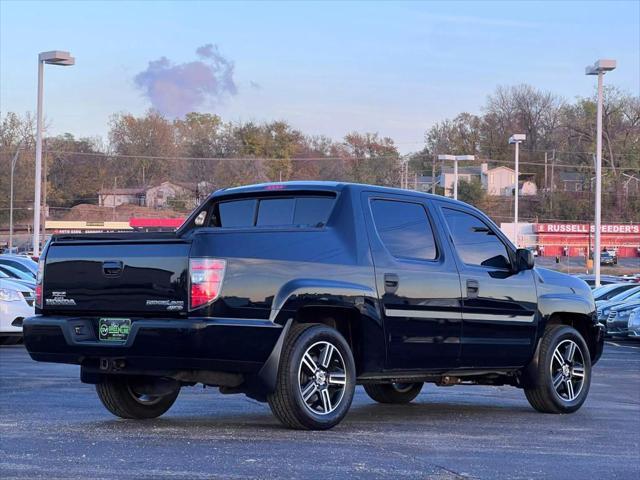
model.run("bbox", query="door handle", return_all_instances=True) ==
[384,273,399,294]
[466,279,479,298]
[102,260,123,277]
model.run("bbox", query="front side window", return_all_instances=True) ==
[443,208,511,269]
[371,199,437,261]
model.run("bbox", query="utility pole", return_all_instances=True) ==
[432,154,436,194]
[509,134,526,247]
[544,151,548,191]
[9,144,22,252]
[586,59,616,287]
[41,146,48,249]
[33,50,75,256]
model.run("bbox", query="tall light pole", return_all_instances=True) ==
[508,134,526,246]
[586,59,616,287]
[33,50,75,256]
[9,144,22,252]
[438,154,475,200]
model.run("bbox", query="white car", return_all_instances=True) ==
[0,278,35,345]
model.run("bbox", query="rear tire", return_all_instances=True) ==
[96,376,180,419]
[524,325,591,414]
[267,323,356,430]
[364,382,423,404]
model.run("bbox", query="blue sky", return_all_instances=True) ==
[1,0,638,153]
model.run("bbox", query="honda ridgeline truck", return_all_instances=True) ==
[24,182,604,430]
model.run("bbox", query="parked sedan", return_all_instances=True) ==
[628,308,640,339]
[606,301,640,337]
[0,278,34,345]
[596,287,640,325]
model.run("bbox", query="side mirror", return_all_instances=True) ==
[515,248,535,271]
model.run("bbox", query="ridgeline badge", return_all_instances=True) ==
[45,291,77,306]
[146,299,185,311]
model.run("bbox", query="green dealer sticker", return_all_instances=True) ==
[98,318,131,342]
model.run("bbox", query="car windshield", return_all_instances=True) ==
[608,287,640,303]
[593,284,636,301]
[0,258,37,276]
[0,264,34,281]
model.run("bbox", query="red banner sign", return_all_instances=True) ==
[534,223,640,234]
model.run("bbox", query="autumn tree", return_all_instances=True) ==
[108,111,178,185]
[341,132,400,185]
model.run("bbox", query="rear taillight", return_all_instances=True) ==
[190,258,226,309]
[35,257,44,309]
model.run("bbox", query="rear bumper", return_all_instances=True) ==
[23,315,284,374]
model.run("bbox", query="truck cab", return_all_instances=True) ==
[23,182,604,429]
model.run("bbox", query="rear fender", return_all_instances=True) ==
[269,278,379,325]
[246,279,383,400]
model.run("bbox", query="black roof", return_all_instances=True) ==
[216,181,463,206]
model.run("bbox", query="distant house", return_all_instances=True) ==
[486,166,516,196]
[486,166,537,196]
[558,172,586,192]
[438,162,537,197]
[145,181,212,209]
[416,175,437,193]
[98,187,146,207]
[439,163,488,197]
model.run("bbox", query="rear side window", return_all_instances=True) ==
[218,199,257,227]
[217,196,334,228]
[371,199,437,260]
[257,198,295,226]
[443,208,511,269]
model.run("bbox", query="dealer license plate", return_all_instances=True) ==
[98,318,131,342]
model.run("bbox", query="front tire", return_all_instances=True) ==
[268,323,356,430]
[364,382,423,404]
[96,376,180,419]
[524,325,591,414]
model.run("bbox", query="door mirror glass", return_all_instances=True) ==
[516,248,535,271]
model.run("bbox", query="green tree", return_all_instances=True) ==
[457,178,485,205]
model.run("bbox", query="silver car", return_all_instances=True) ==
[606,301,640,337]
[596,287,640,325]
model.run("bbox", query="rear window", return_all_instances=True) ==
[216,195,334,228]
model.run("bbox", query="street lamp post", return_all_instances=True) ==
[508,134,526,247]
[586,59,616,288]
[33,50,75,257]
[437,154,475,200]
[9,144,22,252]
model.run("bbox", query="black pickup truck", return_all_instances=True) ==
[24,182,604,430]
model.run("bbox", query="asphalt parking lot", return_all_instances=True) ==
[1,342,639,480]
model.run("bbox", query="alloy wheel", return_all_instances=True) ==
[297,341,347,415]
[550,339,586,402]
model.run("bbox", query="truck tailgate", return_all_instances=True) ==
[42,236,191,316]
